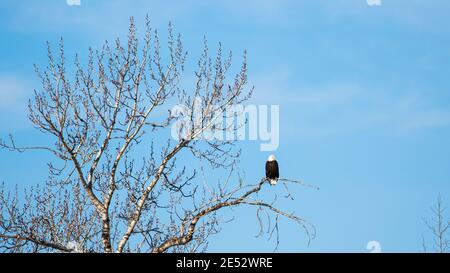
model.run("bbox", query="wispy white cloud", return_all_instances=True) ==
[400,110,450,131]
[0,75,31,131]
[0,75,27,110]
[211,0,294,27]
[250,67,450,138]
[4,0,450,52]
[4,0,188,40]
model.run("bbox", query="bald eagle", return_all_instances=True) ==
[265,154,279,185]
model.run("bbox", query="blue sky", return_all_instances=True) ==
[1,0,450,252]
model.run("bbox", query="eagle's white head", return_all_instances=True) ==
[267,154,276,162]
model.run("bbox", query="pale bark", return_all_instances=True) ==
[0,17,314,253]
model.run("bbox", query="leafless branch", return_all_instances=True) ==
[0,16,315,253]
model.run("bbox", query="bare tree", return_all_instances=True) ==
[422,194,449,253]
[0,17,315,253]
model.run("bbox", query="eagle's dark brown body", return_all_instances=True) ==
[265,156,279,185]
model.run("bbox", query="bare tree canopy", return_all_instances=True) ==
[422,194,449,253]
[0,17,315,253]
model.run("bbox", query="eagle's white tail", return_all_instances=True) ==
[269,179,277,185]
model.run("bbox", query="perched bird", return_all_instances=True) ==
[265,154,279,185]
